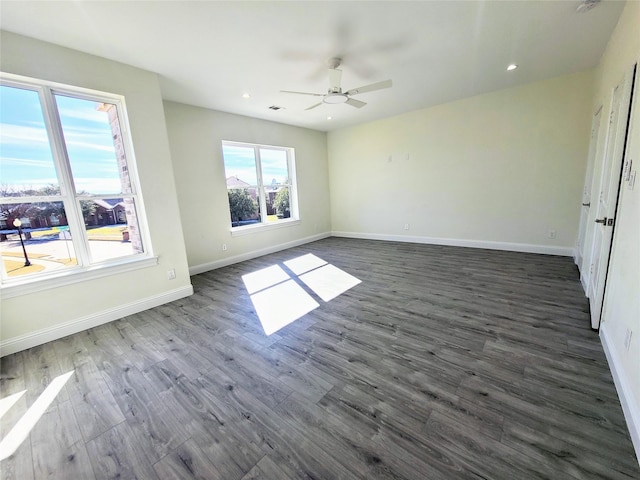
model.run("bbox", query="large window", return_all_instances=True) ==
[0,74,150,288]
[222,141,298,231]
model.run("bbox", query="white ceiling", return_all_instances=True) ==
[0,1,625,132]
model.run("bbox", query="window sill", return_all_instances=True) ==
[230,219,300,237]
[1,255,158,299]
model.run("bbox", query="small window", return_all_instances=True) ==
[0,74,150,286]
[222,141,297,230]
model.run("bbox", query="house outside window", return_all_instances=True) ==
[222,141,298,231]
[0,73,151,287]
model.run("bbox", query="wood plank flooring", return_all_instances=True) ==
[1,237,639,479]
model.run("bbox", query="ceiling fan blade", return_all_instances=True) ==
[345,79,392,96]
[345,98,366,108]
[305,102,323,111]
[328,68,342,91]
[281,90,324,97]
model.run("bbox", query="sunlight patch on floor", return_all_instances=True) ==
[0,391,25,420]
[249,280,319,335]
[299,263,362,302]
[242,253,361,336]
[241,264,290,294]
[284,253,327,275]
[0,370,74,461]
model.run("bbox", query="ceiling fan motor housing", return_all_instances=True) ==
[324,92,349,104]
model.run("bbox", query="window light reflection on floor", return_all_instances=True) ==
[284,253,327,275]
[0,370,74,461]
[242,253,361,335]
[299,263,362,302]
[249,280,319,335]
[242,264,290,294]
[0,390,26,420]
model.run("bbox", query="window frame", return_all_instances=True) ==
[222,140,299,236]
[0,72,155,294]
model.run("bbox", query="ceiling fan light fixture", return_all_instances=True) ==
[281,62,391,111]
[323,93,349,104]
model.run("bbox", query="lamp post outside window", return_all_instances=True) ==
[13,219,31,267]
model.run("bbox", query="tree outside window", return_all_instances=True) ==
[228,188,258,224]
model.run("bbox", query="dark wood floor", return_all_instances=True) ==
[1,237,639,479]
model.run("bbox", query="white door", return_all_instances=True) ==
[588,66,636,329]
[576,106,602,282]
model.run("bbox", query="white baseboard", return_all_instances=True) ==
[331,231,574,256]
[580,273,589,295]
[575,251,590,296]
[189,231,331,276]
[0,285,194,357]
[600,323,640,463]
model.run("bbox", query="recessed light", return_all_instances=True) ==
[507,64,518,71]
[327,116,332,120]
[242,93,251,99]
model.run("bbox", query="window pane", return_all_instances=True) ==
[221,142,296,229]
[222,145,258,185]
[1,78,151,287]
[1,201,77,279]
[54,94,132,195]
[260,148,289,185]
[0,85,59,196]
[83,197,143,262]
[267,186,291,222]
[227,188,260,227]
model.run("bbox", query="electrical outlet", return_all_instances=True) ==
[167,269,176,280]
[404,223,410,231]
[222,243,227,251]
[624,329,632,351]
[548,230,557,239]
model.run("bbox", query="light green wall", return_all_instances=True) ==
[595,0,640,447]
[328,70,594,252]
[0,32,192,347]
[163,101,331,272]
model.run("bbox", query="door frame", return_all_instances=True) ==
[587,64,636,330]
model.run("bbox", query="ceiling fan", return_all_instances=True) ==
[281,58,392,111]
